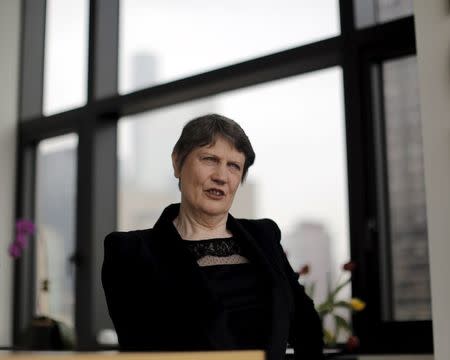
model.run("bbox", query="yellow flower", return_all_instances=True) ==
[350,298,366,311]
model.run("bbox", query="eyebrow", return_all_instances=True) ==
[199,152,243,166]
[199,151,217,158]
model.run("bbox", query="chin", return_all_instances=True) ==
[200,201,231,217]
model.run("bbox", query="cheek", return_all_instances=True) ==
[230,178,241,195]
[182,167,207,191]
[194,167,212,184]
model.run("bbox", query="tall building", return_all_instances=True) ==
[384,57,431,320]
[283,220,334,304]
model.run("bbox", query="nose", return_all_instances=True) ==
[211,164,227,185]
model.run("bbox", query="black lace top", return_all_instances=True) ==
[180,237,272,350]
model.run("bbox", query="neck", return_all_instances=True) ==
[174,202,231,240]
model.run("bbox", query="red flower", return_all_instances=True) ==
[298,264,310,276]
[343,261,356,272]
[346,335,360,351]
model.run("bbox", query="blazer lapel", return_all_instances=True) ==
[226,215,280,275]
[227,215,294,360]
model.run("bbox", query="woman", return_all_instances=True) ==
[102,114,324,360]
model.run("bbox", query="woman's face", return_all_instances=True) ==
[173,136,246,219]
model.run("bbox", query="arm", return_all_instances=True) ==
[101,232,135,348]
[270,220,325,360]
[101,231,156,350]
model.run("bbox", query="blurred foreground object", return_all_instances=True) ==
[19,315,75,350]
[0,350,263,360]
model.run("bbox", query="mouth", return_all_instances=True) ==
[205,188,226,198]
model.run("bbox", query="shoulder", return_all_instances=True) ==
[103,228,155,257]
[104,228,153,244]
[235,217,281,240]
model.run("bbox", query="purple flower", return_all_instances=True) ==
[8,219,35,259]
[8,242,22,259]
[16,233,28,248]
[16,219,35,234]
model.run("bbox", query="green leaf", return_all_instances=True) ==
[316,301,333,316]
[333,300,352,309]
[323,328,336,346]
[334,314,351,333]
[309,282,316,298]
[330,277,351,299]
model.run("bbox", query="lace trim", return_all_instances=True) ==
[181,237,250,266]
[197,254,250,266]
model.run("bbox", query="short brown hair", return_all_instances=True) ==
[172,114,255,181]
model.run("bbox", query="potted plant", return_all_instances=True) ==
[297,261,365,351]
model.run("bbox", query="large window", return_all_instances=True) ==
[16,0,431,354]
[119,69,349,313]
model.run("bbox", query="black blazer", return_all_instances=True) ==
[102,203,324,360]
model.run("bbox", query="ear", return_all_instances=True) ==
[171,152,180,178]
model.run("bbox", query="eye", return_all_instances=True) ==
[202,156,216,163]
[229,163,241,171]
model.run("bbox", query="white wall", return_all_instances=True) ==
[0,0,21,347]
[413,1,450,360]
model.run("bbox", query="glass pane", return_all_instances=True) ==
[35,134,78,329]
[119,0,340,93]
[43,0,89,115]
[118,67,350,338]
[382,56,431,321]
[354,0,413,28]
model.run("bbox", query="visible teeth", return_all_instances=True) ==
[209,189,223,196]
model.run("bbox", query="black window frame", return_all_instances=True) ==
[352,33,433,354]
[13,0,432,354]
